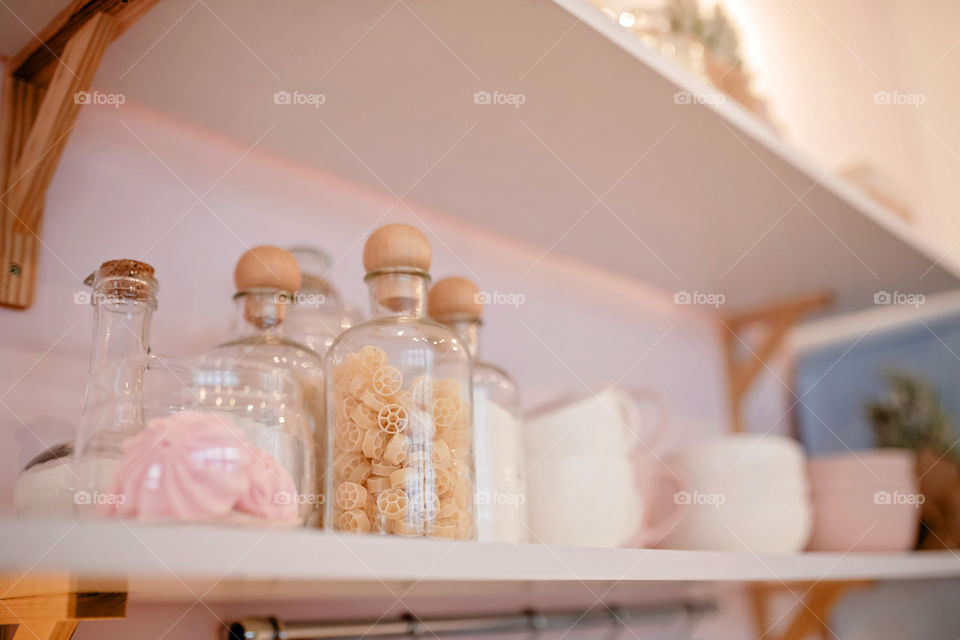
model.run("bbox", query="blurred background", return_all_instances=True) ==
[2,0,960,639]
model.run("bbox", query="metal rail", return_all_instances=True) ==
[227,602,715,640]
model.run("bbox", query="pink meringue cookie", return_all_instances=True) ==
[103,411,252,521]
[235,447,299,523]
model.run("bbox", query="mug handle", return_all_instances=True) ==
[625,456,686,548]
[614,388,669,453]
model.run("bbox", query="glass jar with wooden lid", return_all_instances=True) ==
[325,224,475,539]
[205,246,323,523]
[429,276,526,543]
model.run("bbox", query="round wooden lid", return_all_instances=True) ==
[428,276,482,319]
[234,246,301,293]
[363,224,431,273]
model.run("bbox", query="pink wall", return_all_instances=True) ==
[0,98,740,637]
[0,102,730,488]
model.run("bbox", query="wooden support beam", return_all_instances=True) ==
[9,0,160,86]
[751,581,871,640]
[10,13,117,228]
[11,621,78,640]
[0,576,126,640]
[0,0,159,310]
[0,591,126,625]
[722,292,832,433]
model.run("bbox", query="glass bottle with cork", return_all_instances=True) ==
[72,259,158,514]
[17,259,157,516]
[325,224,475,539]
[429,276,527,543]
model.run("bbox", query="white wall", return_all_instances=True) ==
[715,0,958,249]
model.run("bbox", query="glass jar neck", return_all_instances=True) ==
[447,318,481,359]
[233,289,292,336]
[365,270,429,320]
[89,299,153,366]
[83,276,157,412]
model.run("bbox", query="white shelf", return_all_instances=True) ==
[2,519,957,602]
[48,0,957,316]
[4,0,958,314]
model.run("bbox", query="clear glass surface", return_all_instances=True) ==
[15,266,155,517]
[473,360,527,543]
[285,246,364,357]
[15,443,76,517]
[74,357,313,526]
[325,272,475,538]
[448,319,527,543]
[206,291,325,523]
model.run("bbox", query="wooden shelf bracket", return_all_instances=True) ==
[751,581,871,640]
[722,292,833,433]
[0,576,126,640]
[0,0,159,310]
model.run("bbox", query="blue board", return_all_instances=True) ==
[794,312,960,456]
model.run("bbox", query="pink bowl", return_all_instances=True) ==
[807,449,921,551]
[808,449,916,492]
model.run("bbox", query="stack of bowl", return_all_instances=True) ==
[658,434,812,553]
[807,449,921,551]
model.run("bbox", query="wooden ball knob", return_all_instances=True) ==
[429,277,483,319]
[234,246,301,292]
[363,224,431,273]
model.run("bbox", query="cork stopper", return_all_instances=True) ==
[428,277,482,320]
[100,259,155,280]
[234,246,300,328]
[234,246,301,293]
[363,224,431,274]
[85,259,157,303]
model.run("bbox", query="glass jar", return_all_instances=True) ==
[428,277,526,543]
[15,442,77,516]
[75,356,313,526]
[205,246,324,523]
[325,224,475,539]
[285,246,363,357]
[15,259,158,517]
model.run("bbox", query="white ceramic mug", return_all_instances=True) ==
[525,452,683,548]
[524,388,680,548]
[525,388,666,460]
